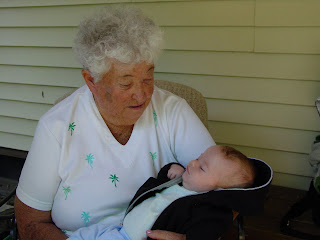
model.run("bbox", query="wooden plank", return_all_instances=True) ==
[1,66,319,106]
[0,121,311,190]
[0,0,180,8]
[256,0,320,27]
[0,26,254,52]
[1,110,315,177]
[255,27,320,54]
[0,83,77,104]
[0,99,51,120]
[154,73,320,106]
[0,47,80,68]
[157,51,320,81]
[138,1,254,27]
[0,5,114,27]
[2,47,320,81]
[272,172,312,191]
[209,121,320,154]
[242,185,315,240]
[0,127,314,191]
[0,132,33,151]
[0,1,255,27]
[207,99,320,131]
[225,144,314,177]
[0,116,37,136]
[0,65,83,87]
[2,82,319,131]
[0,27,76,47]
[1,121,315,185]
[164,26,254,51]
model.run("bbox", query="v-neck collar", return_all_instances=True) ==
[85,85,147,148]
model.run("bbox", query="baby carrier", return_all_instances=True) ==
[280,97,320,239]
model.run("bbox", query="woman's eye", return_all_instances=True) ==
[120,83,131,88]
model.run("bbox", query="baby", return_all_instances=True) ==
[68,145,256,240]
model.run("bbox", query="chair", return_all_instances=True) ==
[0,188,18,240]
[154,80,208,129]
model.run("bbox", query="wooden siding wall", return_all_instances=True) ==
[0,0,320,190]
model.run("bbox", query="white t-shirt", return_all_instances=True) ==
[123,184,196,240]
[16,85,214,233]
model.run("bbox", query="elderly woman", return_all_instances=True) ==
[14,7,214,240]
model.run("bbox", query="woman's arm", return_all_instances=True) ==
[15,196,67,240]
[145,230,185,240]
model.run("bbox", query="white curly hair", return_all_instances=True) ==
[73,6,163,81]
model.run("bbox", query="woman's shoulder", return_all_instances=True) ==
[37,85,92,140]
[40,85,89,123]
[152,86,186,111]
[153,85,183,101]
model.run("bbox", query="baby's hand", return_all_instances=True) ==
[167,164,185,179]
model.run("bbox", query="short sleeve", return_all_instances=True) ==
[16,120,62,211]
[168,99,215,167]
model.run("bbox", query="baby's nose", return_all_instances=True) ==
[189,160,197,168]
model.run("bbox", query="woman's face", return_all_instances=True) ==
[89,61,155,127]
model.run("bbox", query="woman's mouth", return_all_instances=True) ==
[129,103,144,110]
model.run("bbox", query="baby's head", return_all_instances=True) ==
[182,145,255,192]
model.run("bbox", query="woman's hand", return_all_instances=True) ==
[143,230,186,240]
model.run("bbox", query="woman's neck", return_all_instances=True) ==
[93,95,134,145]
[106,122,134,145]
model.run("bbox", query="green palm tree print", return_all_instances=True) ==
[153,111,158,127]
[109,174,119,187]
[85,153,94,169]
[62,186,71,200]
[150,152,157,160]
[81,211,91,227]
[68,122,76,136]
[150,152,157,168]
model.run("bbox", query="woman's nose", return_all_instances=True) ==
[132,84,146,102]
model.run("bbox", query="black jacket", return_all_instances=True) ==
[125,158,273,240]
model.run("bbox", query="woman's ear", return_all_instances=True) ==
[82,69,97,95]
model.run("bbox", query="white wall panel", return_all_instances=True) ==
[209,121,319,154]
[2,47,320,81]
[0,99,51,120]
[256,0,320,27]
[0,27,254,52]
[0,1,254,27]
[255,27,320,54]
[1,0,320,190]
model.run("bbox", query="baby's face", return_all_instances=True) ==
[182,145,234,192]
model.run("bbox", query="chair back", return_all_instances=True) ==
[155,80,208,129]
